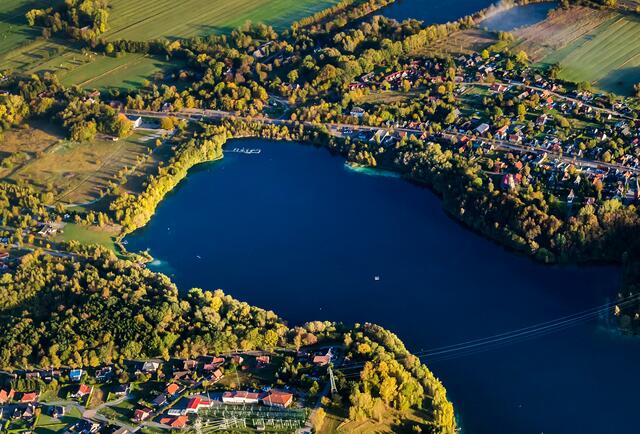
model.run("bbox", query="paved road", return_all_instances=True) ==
[124,109,640,175]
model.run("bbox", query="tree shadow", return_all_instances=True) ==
[597,66,640,97]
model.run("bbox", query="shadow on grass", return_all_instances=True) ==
[597,66,640,97]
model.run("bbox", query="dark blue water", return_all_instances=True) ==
[480,2,556,32]
[379,0,494,23]
[127,139,640,434]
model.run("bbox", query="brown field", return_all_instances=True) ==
[5,128,165,205]
[317,406,433,434]
[511,6,613,62]
[415,29,498,56]
[0,124,62,179]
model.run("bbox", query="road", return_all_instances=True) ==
[124,108,640,175]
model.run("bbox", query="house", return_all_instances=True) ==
[49,405,65,419]
[71,384,92,399]
[202,358,223,371]
[166,383,181,396]
[160,415,188,428]
[261,390,293,408]
[475,123,490,136]
[231,355,244,365]
[133,407,152,422]
[20,392,38,403]
[152,393,168,407]
[313,355,331,367]
[142,360,161,372]
[0,388,15,403]
[112,384,130,397]
[209,369,224,383]
[96,367,113,382]
[25,371,41,380]
[350,107,365,118]
[182,359,198,371]
[172,370,193,381]
[536,114,548,126]
[65,419,101,434]
[490,83,508,93]
[185,396,213,413]
[256,355,270,366]
[69,369,83,382]
[126,115,143,129]
[222,391,262,405]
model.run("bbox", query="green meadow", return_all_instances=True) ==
[542,13,640,95]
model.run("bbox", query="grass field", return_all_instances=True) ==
[541,13,640,95]
[0,0,44,56]
[104,0,338,41]
[54,223,117,250]
[0,38,173,90]
[0,0,338,89]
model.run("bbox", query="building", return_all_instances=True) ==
[69,369,83,382]
[160,415,188,428]
[125,115,143,129]
[221,391,262,405]
[350,107,365,118]
[71,384,92,399]
[313,354,331,367]
[133,407,152,422]
[20,392,39,403]
[261,390,293,408]
[0,388,15,403]
[185,396,213,414]
[475,123,490,136]
[256,355,270,365]
[209,369,224,383]
[153,393,168,407]
[112,384,130,397]
[166,383,181,396]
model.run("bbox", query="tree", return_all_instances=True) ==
[515,51,529,65]
[310,408,326,431]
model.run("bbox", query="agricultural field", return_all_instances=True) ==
[541,12,640,95]
[510,6,640,95]
[511,6,613,62]
[104,0,339,41]
[0,0,338,90]
[0,39,174,90]
[4,127,165,205]
[0,0,43,56]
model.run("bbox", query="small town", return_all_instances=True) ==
[0,348,338,433]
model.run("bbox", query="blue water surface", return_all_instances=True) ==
[127,139,639,434]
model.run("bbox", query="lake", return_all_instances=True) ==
[378,0,494,23]
[127,138,640,434]
[479,2,556,32]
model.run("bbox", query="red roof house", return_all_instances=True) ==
[20,392,38,403]
[261,390,293,408]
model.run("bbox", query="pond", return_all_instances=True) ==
[127,138,640,434]
[479,2,556,32]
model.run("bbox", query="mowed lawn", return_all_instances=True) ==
[0,0,47,57]
[542,13,640,95]
[104,0,339,40]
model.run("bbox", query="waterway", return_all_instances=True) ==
[127,138,640,434]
